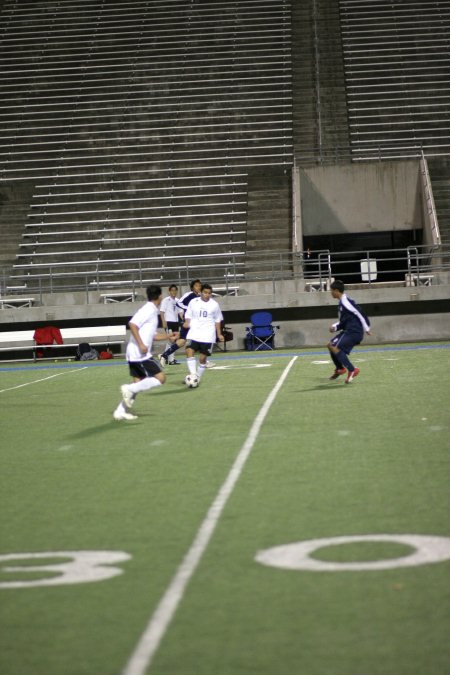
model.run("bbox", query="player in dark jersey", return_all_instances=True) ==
[328,279,371,383]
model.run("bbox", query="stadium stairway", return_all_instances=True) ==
[428,158,450,246]
[292,0,351,166]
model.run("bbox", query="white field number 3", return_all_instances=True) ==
[0,550,131,588]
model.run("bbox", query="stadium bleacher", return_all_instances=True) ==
[0,0,293,288]
[0,0,449,294]
[339,0,450,161]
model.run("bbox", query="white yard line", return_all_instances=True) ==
[123,356,298,675]
[0,367,88,394]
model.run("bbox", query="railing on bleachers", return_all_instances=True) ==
[2,245,449,303]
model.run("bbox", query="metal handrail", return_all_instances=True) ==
[420,149,441,246]
[2,244,449,300]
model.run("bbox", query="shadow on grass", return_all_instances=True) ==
[66,392,189,440]
[151,387,190,397]
[297,383,348,392]
[66,421,138,440]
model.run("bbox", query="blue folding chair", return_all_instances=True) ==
[245,311,279,351]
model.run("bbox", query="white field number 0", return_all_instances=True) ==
[255,534,450,571]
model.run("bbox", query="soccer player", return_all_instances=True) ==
[158,278,201,366]
[113,285,179,420]
[159,284,183,365]
[328,279,371,383]
[184,283,224,383]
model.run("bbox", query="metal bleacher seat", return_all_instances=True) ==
[0,0,293,290]
[339,0,450,161]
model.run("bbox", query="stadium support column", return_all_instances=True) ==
[292,159,304,279]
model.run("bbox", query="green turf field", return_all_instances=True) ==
[1,343,449,675]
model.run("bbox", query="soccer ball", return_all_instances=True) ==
[185,373,200,389]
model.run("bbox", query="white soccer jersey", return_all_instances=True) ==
[160,295,181,323]
[126,301,159,361]
[185,297,223,343]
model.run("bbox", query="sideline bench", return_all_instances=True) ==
[0,297,36,310]
[0,325,127,362]
[100,291,136,303]
[305,278,333,292]
[405,273,434,287]
[212,286,239,297]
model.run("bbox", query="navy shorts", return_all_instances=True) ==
[330,332,362,355]
[185,339,214,356]
[128,357,162,379]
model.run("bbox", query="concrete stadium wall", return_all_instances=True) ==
[1,279,449,351]
[218,280,450,349]
[228,311,450,351]
[300,160,423,236]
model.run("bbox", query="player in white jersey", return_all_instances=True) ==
[159,278,201,366]
[113,285,179,420]
[159,284,183,365]
[184,283,224,383]
[158,279,215,368]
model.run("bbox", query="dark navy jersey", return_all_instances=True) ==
[177,291,199,314]
[334,293,371,335]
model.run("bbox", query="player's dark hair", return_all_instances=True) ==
[168,284,178,291]
[190,279,201,290]
[201,283,212,292]
[330,279,345,293]
[146,285,162,300]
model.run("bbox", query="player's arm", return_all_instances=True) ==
[183,303,193,329]
[129,321,148,355]
[177,292,193,314]
[176,299,186,315]
[154,330,179,342]
[216,320,224,341]
[362,310,371,334]
[342,296,371,333]
[159,298,172,333]
[329,321,341,333]
[160,310,168,332]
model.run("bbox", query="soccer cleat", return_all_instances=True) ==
[205,360,215,368]
[121,384,135,408]
[168,359,181,365]
[345,367,360,384]
[113,409,138,421]
[158,354,167,367]
[329,368,347,380]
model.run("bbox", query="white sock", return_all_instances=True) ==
[128,377,162,393]
[114,401,127,415]
[187,357,197,375]
[197,363,206,381]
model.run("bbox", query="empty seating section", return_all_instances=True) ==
[17,172,249,281]
[0,0,293,289]
[339,0,450,161]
